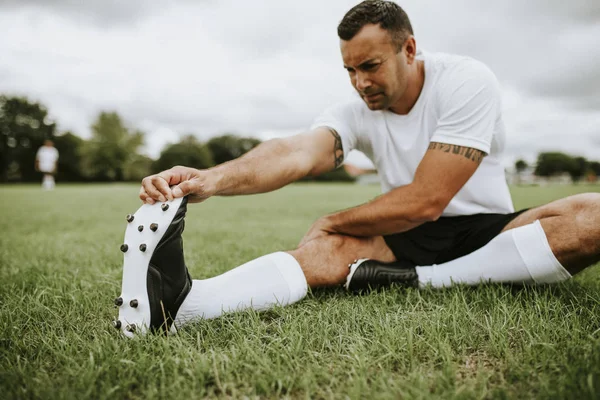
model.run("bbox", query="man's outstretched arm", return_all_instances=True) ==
[140,127,344,204]
[301,142,486,242]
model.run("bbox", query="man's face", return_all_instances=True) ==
[340,24,410,110]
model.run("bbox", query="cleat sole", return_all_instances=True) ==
[117,197,184,338]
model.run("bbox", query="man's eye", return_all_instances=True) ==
[363,64,377,70]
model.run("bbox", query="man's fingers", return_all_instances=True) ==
[140,167,203,203]
[172,181,196,198]
[141,176,167,203]
[139,186,155,204]
[153,173,174,201]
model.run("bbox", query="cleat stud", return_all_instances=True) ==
[161,203,169,211]
[114,297,123,306]
[126,214,134,223]
[348,264,352,268]
[139,244,147,252]
[150,223,158,232]
[130,299,138,308]
[138,225,144,232]
[120,244,129,253]
[113,320,121,329]
[126,324,136,333]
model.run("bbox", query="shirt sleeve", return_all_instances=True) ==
[309,100,361,164]
[431,60,502,154]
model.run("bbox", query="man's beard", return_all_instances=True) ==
[362,92,388,110]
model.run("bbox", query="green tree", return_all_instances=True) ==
[515,159,528,173]
[534,152,577,178]
[513,159,529,185]
[569,156,588,183]
[207,134,261,165]
[125,154,154,182]
[54,132,86,182]
[82,112,144,181]
[152,135,214,173]
[0,95,56,182]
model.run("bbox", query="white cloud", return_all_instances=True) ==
[0,0,598,164]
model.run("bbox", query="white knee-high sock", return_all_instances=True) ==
[174,252,308,326]
[416,220,571,288]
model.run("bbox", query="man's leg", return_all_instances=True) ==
[174,234,395,326]
[349,193,600,290]
[116,196,396,335]
[501,193,600,275]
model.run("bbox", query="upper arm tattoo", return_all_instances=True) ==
[428,142,486,163]
[329,128,344,168]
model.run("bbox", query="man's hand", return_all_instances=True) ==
[298,216,337,248]
[140,166,218,204]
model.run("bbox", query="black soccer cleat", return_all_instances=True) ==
[344,258,419,293]
[115,196,192,337]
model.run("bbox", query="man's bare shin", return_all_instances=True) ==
[288,234,395,288]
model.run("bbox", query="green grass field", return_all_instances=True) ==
[1,183,599,399]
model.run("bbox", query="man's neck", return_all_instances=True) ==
[389,59,425,115]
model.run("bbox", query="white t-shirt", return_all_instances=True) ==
[36,146,59,173]
[311,51,514,216]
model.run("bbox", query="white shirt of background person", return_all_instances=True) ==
[36,140,59,190]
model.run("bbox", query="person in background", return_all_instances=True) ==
[35,139,59,190]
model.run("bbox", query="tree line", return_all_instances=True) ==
[515,154,600,183]
[2,95,597,184]
[0,95,353,183]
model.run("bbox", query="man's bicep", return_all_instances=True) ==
[294,126,345,176]
[413,142,486,210]
[427,142,486,163]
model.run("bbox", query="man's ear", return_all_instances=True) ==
[404,36,417,64]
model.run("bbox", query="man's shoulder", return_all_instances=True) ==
[328,97,369,112]
[425,51,498,86]
[320,97,374,122]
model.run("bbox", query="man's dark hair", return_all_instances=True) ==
[338,0,413,50]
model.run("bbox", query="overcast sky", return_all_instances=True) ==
[1,0,599,168]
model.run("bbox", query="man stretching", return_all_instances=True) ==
[113,0,600,335]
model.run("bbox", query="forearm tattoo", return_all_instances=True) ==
[330,128,344,168]
[428,142,486,163]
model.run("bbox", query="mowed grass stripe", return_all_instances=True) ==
[1,183,599,399]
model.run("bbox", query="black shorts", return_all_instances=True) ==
[383,210,528,266]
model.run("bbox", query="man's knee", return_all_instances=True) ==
[290,234,377,288]
[568,192,600,213]
[570,193,600,256]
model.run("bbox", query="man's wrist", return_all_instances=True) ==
[205,167,224,196]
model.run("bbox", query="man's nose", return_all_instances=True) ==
[355,72,371,92]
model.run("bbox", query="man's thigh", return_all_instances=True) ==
[501,193,600,232]
[288,235,395,288]
[500,193,600,273]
